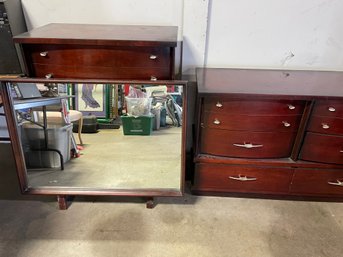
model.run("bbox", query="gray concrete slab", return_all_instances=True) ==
[1,143,343,257]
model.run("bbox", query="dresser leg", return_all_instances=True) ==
[146,197,154,209]
[57,195,68,210]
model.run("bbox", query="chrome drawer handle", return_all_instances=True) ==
[328,107,336,112]
[213,119,221,125]
[321,123,330,129]
[40,51,48,57]
[150,76,157,81]
[233,143,263,149]
[45,73,53,79]
[282,121,291,127]
[149,55,158,60]
[340,150,343,153]
[229,175,257,182]
[216,102,223,108]
[288,104,295,110]
[328,180,343,187]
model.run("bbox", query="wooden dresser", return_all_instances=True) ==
[13,23,178,80]
[193,68,343,199]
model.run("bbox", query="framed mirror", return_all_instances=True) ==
[0,78,188,207]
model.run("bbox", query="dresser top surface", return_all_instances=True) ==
[14,23,178,47]
[197,68,343,98]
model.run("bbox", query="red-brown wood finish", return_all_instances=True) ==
[203,98,305,115]
[193,68,343,200]
[300,133,343,165]
[193,163,294,193]
[307,116,343,135]
[202,113,302,132]
[14,24,177,80]
[25,45,171,67]
[290,169,343,196]
[200,129,297,158]
[312,100,343,118]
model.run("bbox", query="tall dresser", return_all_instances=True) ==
[193,68,343,199]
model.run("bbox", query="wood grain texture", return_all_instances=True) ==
[14,23,178,47]
[300,132,343,165]
[202,112,302,132]
[203,98,305,115]
[193,163,294,193]
[200,129,296,158]
[307,116,343,135]
[196,68,343,97]
[290,169,343,196]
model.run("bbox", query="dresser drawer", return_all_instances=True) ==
[30,64,171,80]
[312,100,343,118]
[290,169,343,196]
[300,133,343,164]
[203,98,305,115]
[24,44,171,68]
[200,128,296,158]
[202,112,302,132]
[193,163,293,193]
[307,116,343,135]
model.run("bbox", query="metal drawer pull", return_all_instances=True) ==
[149,55,158,60]
[288,104,296,110]
[216,102,223,108]
[213,119,221,125]
[340,150,343,153]
[282,121,291,127]
[328,180,343,187]
[40,51,48,57]
[150,76,157,81]
[229,175,257,182]
[233,143,263,149]
[45,73,53,79]
[321,123,330,129]
[328,107,336,112]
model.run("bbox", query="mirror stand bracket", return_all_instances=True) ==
[146,197,155,209]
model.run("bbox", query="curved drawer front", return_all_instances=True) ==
[31,64,171,80]
[203,98,305,115]
[25,44,171,68]
[202,112,302,132]
[200,128,296,158]
[307,116,343,135]
[193,163,293,193]
[290,169,343,196]
[312,100,343,118]
[300,133,343,164]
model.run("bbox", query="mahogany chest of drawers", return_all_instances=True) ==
[193,68,343,199]
[13,23,178,80]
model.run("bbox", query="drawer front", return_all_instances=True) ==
[312,100,343,118]
[203,98,305,115]
[31,64,171,80]
[307,116,343,135]
[202,112,302,132]
[193,163,293,193]
[290,169,343,196]
[200,128,296,158]
[300,133,343,164]
[24,44,171,68]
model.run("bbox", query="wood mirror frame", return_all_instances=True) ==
[0,78,188,209]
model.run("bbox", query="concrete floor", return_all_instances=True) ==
[1,143,343,257]
[27,127,181,190]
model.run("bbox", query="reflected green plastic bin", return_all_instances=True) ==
[121,115,154,135]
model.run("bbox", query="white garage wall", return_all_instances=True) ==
[205,0,343,71]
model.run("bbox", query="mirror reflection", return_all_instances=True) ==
[10,82,183,191]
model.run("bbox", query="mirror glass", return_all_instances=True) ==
[7,82,184,193]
